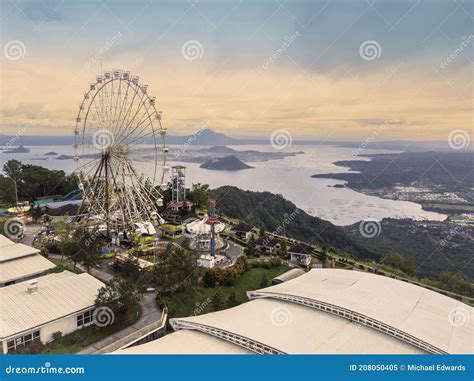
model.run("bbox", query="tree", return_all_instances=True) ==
[153,244,198,294]
[258,227,265,238]
[259,274,269,288]
[3,160,21,207]
[29,205,43,223]
[244,235,257,257]
[60,227,102,272]
[95,276,144,315]
[277,239,288,258]
[211,291,222,311]
[1,160,77,204]
[189,183,210,211]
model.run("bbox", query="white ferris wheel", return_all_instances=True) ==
[73,69,169,234]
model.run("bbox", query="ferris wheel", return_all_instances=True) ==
[74,69,169,234]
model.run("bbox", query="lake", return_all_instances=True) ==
[0,144,446,226]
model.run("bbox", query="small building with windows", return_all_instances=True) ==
[288,243,314,266]
[255,236,280,254]
[0,271,104,353]
[232,223,254,241]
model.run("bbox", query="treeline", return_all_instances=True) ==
[1,160,77,204]
[212,186,378,260]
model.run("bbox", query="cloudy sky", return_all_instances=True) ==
[0,0,472,141]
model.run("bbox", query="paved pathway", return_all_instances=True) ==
[78,293,162,354]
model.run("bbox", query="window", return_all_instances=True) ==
[6,330,40,352]
[77,309,94,327]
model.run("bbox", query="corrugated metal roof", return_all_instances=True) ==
[272,268,306,283]
[135,269,472,355]
[252,269,473,354]
[115,330,249,354]
[0,254,55,283]
[171,298,424,354]
[0,235,39,262]
[0,271,105,339]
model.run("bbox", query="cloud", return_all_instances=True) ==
[354,119,406,126]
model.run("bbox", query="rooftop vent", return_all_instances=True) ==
[26,279,38,294]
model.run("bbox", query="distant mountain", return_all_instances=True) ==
[166,129,240,145]
[45,151,58,156]
[56,155,73,160]
[0,129,469,152]
[200,155,254,170]
[3,145,30,153]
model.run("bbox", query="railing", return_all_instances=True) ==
[248,291,447,354]
[171,319,284,354]
[95,308,168,354]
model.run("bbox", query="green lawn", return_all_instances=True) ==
[161,265,290,319]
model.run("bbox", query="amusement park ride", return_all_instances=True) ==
[73,69,168,240]
[206,198,219,257]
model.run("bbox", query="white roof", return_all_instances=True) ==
[0,271,104,339]
[0,235,40,262]
[186,216,225,235]
[171,298,423,354]
[112,269,472,355]
[115,330,249,354]
[251,269,473,354]
[0,253,55,284]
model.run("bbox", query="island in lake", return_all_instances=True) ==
[200,155,254,171]
[3,145,30,153]
[45,151,58,156]
[56,154,73,160]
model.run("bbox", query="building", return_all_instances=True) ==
[197,254,226,269]
[167,201,193,213]
[255,235,279,253]
[159,223,184,239]
[0,235,55,287]
[0,271,105,353]
[115,269,472,354]
[288,243,314,266]
[232,223,254,240]
[271,268,305,285]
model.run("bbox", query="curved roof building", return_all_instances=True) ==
[116,269,473,354]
